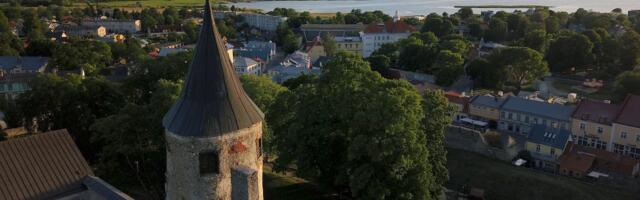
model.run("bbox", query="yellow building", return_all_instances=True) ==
[611,95,640,159]
[468,95,507,128]
[336,36,363,57]
[525,125,571,171]
[570,100,619,150]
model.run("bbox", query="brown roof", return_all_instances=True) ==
[0,129,94,200]
[364,20,416,33]
[558,144,596,174]
[615,95,640,127]
[445,91,470,112]
[571,100,620,125]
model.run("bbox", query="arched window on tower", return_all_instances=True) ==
[199,151,219,175]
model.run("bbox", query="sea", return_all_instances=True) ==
[231,0,640,16]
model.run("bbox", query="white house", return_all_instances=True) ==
[240,13,287,31]
[234,57,261,75]
[361,11,416,57]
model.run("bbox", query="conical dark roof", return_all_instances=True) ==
[163,0,263,137]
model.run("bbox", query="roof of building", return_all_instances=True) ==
[615,94,640,127]
[0,56,49,72]
[158,48,188,57]
[469,95,507,109]
[364,20,416,33]
[501,96,574,121]
[445,92,470,113]
[0,129,132,200]
[560,144,639,176]
[305,36,324,52]
[558,144,596,174]
[163,0,263,138]
[571,100,620,125]
[527,124,571,149]
[234,57,259,68]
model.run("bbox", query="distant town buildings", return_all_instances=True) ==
[498,96,574,135]
[0,129,133,200]
[81,19,141,34]
[283,51,311,69]
[300,24,365,57]
[304,36,326,63]
[53,23,107,39]
[361,11,416,57]
[240,13,287,31]
[235,41,277,63]
[0,56,49,100]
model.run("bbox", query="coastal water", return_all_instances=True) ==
[232,0,640,16]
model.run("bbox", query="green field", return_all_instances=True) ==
[446,148,639,200]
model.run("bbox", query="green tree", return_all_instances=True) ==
[422,15,453,37]
[545,16,561,34]
[367,55,391,73]
[546,31,594,72]
[322,33,338,56]
[614,70,640,99]
[439,39,469,55]
[25,39,55,56]
[433,50,464,86]
[523,30,549,53]
[271,53,443,199]
[277,24,300,54]
[0,32,23,56]
[619,31,640,70]
[421,89,452,196]
[0,10,9,33]
[486,18,508,42]
[22,9,45,40]
[468,58,503,89]
[52,40,113,74]
[457,8,473,20]
[490,47,549,91]
[240,75,287,111]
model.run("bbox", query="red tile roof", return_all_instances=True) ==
[558,144,596,174]
[0,129,94,200]
[571,100,620,125]
[445,91,470,112]
[364,20,416,33]
[615,95,640,127]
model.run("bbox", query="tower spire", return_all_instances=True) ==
[163,0,263,137]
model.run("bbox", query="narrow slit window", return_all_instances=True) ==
[199,151,219,175]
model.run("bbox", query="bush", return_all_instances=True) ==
[483,131,502,148]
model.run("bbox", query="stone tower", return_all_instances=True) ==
[162,0,264,199]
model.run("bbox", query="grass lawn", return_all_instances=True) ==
[446,148,638,200]
[551,79,617,101]
[263,167,332,200]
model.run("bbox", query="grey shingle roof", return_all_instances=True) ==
[469,95,507,109]
[234,57,259,68]
[162,0,263,138]
[527,124,571,149]
[0,56,49,72]
[501,96,574,121]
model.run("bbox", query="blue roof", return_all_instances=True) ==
[501,96,574,121]
[527,124,571,149]
[0,56,49,71]
[469,95,507,109]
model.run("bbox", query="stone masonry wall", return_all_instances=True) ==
[165,122,264,200]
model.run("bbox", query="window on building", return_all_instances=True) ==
[597,127,603,134]
[525,116,529,123]
[536,144,541,153]
[534,118,538,124]
[550,148,556,156]
[508,113,513,120]
[621,132,628,139]
[579,123,586,130]
[257,138,263,158]
[551,122,558,128]
[517,114,521,121]
[199,151,219,175]
[542,119,547,125]
[613,143,624,154]
[501,111,505,118]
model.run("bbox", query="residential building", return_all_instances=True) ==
[571,100,620,151]
[498,96,574,135]
[53,23,107,39]
[629,10,640,19]
[525,125,571,170]
[300,24,365,42]
[234,56,261,75]
[361,12,416,57]
[163,2,264,199]
[0,129,133,200]
[305,36,326,63]
[336,36,363,56]
[611,95,640,159]
[235,41,277,63]
[445,91,470,122]
[283,51,311,69]
[240,13,287,31]
[82,19,141,34]
[269,65,321,83]
[159,48,189,57]
[477,39,506,56]
[559,144,640,178]
[468,95,508,129]
[0,56,49,100]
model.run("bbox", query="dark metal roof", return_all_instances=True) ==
[163,0,263,137]
[0,129,93,200]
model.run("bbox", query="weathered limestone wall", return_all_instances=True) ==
[165,122,264,200]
